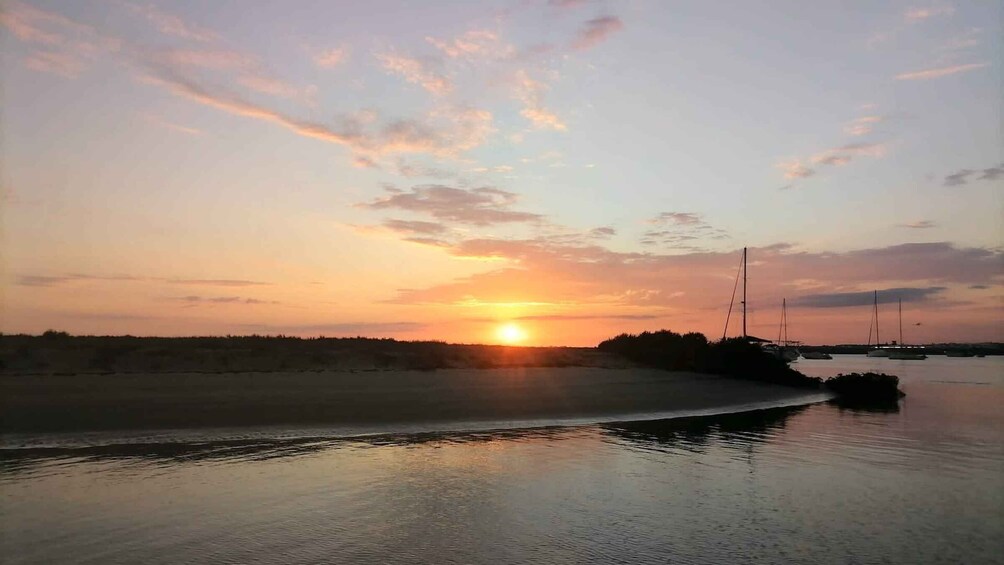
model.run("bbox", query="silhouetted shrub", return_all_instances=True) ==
[825,372,903,402]
[42,330,71,339]
[598,330,820,388]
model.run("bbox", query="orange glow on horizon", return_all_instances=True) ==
[496,322,528,344]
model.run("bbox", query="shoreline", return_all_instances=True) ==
[1,367,830,445]
[1,391,833,451]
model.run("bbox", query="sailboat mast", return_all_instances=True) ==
[899,298,903,345]
[783,298,788,347]
[742,247,747,339]
[874,290,880,345]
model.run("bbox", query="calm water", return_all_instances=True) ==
[2,356,1002,564]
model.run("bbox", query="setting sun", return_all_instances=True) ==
[497,323,528,344]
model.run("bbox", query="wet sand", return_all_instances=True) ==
[0,368,822,433]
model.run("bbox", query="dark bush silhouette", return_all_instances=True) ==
[42,330,71,339]
[824,372,903,403]
[598,330,821,388]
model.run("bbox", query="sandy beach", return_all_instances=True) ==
[0,367,824,434]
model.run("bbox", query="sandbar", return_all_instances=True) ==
[1,367,825,434]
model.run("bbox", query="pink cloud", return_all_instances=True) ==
[776,160,815,180]
[0,5,63,45]
[157,49,255,70]
[376,52,452,95]
[123,2,218,42]
[798,143,887,172]
[426,30,511,60]
[1,3,118,77]
[313,47,348,69]
[512,69,566,130]
[150,48,313,103]
[24,50,84,77]
[895,62,988,80]
[571,16,624,51]
[844,115,883,136]
[904,4,955,22]
[139,49,492,158]
[813,154,851,166]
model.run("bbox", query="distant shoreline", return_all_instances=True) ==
[1,334,1000,378]
[0,334,633,375]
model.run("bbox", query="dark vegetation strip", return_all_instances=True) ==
[598,330,904,402]
[0,331,627,374]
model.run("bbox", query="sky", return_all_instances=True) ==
[1,0,1001,346]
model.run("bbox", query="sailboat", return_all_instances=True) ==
[866,290,890,357]
[888,298,927,360]
[722,247,795,362]
[763,298,800,361]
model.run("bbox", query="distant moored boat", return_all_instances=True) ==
[887,299,927,360]
[801,351,832,360]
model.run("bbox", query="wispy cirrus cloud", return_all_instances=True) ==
[936,28,982,55]
[15,273,144,287]
[383,219,451,235]
[811,142,887,166]
[776,160,815,180]
[146,47,314,103]
[589,227,616,239]
[895,62,988,80]
[141,113,202,135]
[641,212,728,249]
[15,273,271,288]
[1,2,118,77]
[904,4,955,22]
[123,1,218,42]
[361,185,543,226]
[943,164,1004,186]
[648,212,702,226]
[571,16,624,51]
[170,295,277,305]
[138,66,493,159]
[777,141,889,185]
[426,29,512,61]
[24,50,85,77]
[897,220,937,229]
[511,69,566,131]
[844,115,884,136]
[313,47,348,69]
[376,51,452,96]
[775,101,896,187]
[395,160,454,179]
[15,275,83,287]
[168,279,270,287]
